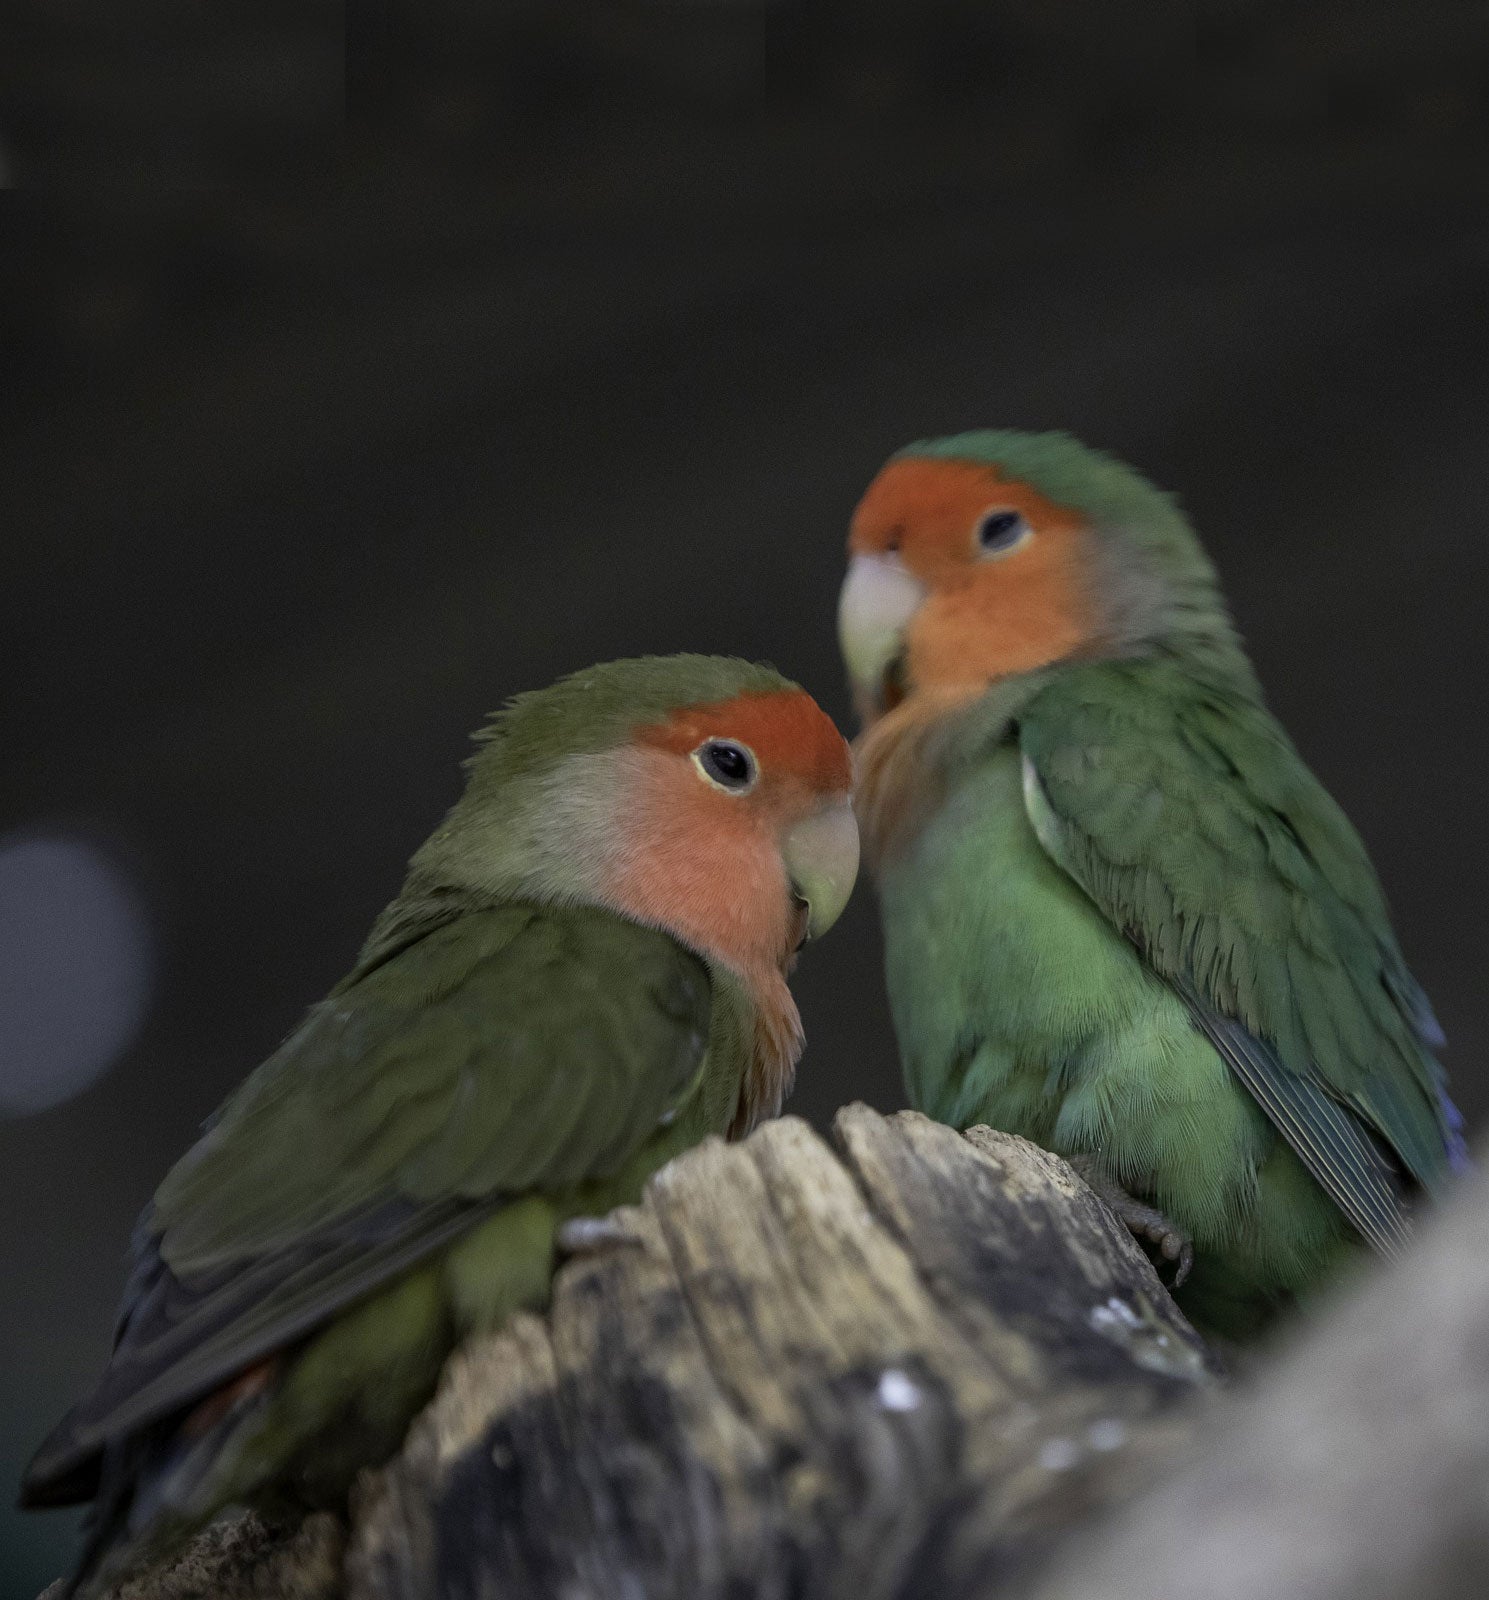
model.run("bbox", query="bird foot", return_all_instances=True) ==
[556,1214,644,1258]
[1067,1157,1194,1288]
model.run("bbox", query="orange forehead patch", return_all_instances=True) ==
[850,454,1097,690]
[638,690,852,795]
[849,455,1088,576]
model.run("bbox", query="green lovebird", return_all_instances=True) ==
[836,431,1466,1340]
[23,655,858,1593]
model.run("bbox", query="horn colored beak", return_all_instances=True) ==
[782,799,860,941]
[837,552,926,722]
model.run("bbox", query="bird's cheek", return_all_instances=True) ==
[897,581,987,690]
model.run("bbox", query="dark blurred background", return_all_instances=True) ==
[2,3,1487,1593]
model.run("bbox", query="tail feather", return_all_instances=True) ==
[55,1382,276,1598]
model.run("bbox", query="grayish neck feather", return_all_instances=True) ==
[1086,520,1260,694]
[409,747,642,910]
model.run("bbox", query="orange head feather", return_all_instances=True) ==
[600,687,856,1135]
[605,688,854,980]
[402,658,858,1139]
[838,434,1247,864]
[847,454,1097,708]
[839,452,1098,867]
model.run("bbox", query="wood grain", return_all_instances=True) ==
[45,1107,1221,1599]
[58,1109,1489,1600]
[349,1107,1215,1599]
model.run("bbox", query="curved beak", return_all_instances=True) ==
[837,552,926,723]
[783,799,860,943]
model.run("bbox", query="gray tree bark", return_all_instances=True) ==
[1029,1153,1489,1600]
[44,1106,1489,1600]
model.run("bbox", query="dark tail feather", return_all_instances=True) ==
[52,1385,275,1599]
[54,1425,166,1600]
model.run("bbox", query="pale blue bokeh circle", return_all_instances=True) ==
[0,832,154,1116]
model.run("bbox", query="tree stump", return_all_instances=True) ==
[45,1106,1217,1599]
[353,1107,1215,1599]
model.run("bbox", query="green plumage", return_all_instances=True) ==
[873,433,1460,1339]
[24,655,798,1592]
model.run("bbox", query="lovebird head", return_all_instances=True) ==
[838,429,1254,727]
[399,655,858,983]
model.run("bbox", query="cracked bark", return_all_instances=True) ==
[350,1109,1214,1600]
[54,1104,1489,1600]
[44,1107,1214,1599]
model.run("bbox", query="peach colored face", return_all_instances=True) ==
[599,690,858,980]
[840,455,1096,720]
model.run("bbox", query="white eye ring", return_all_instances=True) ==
[974,506,1033,557]
[691,738,758,793]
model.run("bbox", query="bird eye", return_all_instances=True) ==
[975,507,1032,556]
[693,739,758,792]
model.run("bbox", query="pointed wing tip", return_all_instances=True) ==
[18,1401,109,1510]
[1177,986,1417,1260]
[18,1455,98,1511]
[1359,1201,1413,1261]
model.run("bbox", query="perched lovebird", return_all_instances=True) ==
[23,655,858,1593]
[837,430,1466,1340]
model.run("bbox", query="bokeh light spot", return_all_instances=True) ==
[0,832,154,1116]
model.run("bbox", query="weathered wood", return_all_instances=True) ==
[37,1511,343,1600]
[349,1109,1215,1600]
[56,1107,1216,1600]
[1029,1160,1489,1600]
[58,1107,1489,1600]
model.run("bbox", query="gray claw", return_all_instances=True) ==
[1068,1156,1194,1290]
[556,1215,642,1258]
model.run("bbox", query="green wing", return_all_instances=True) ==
[25,902,711,1500]
[1018,660,1457,1255]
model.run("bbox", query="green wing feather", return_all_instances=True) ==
[25,902,711,1498]
[155,902,710,1262]
[1017,659,1454,1251]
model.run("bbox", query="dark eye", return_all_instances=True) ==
[694,739,757,791]
[976,507,1031,555]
